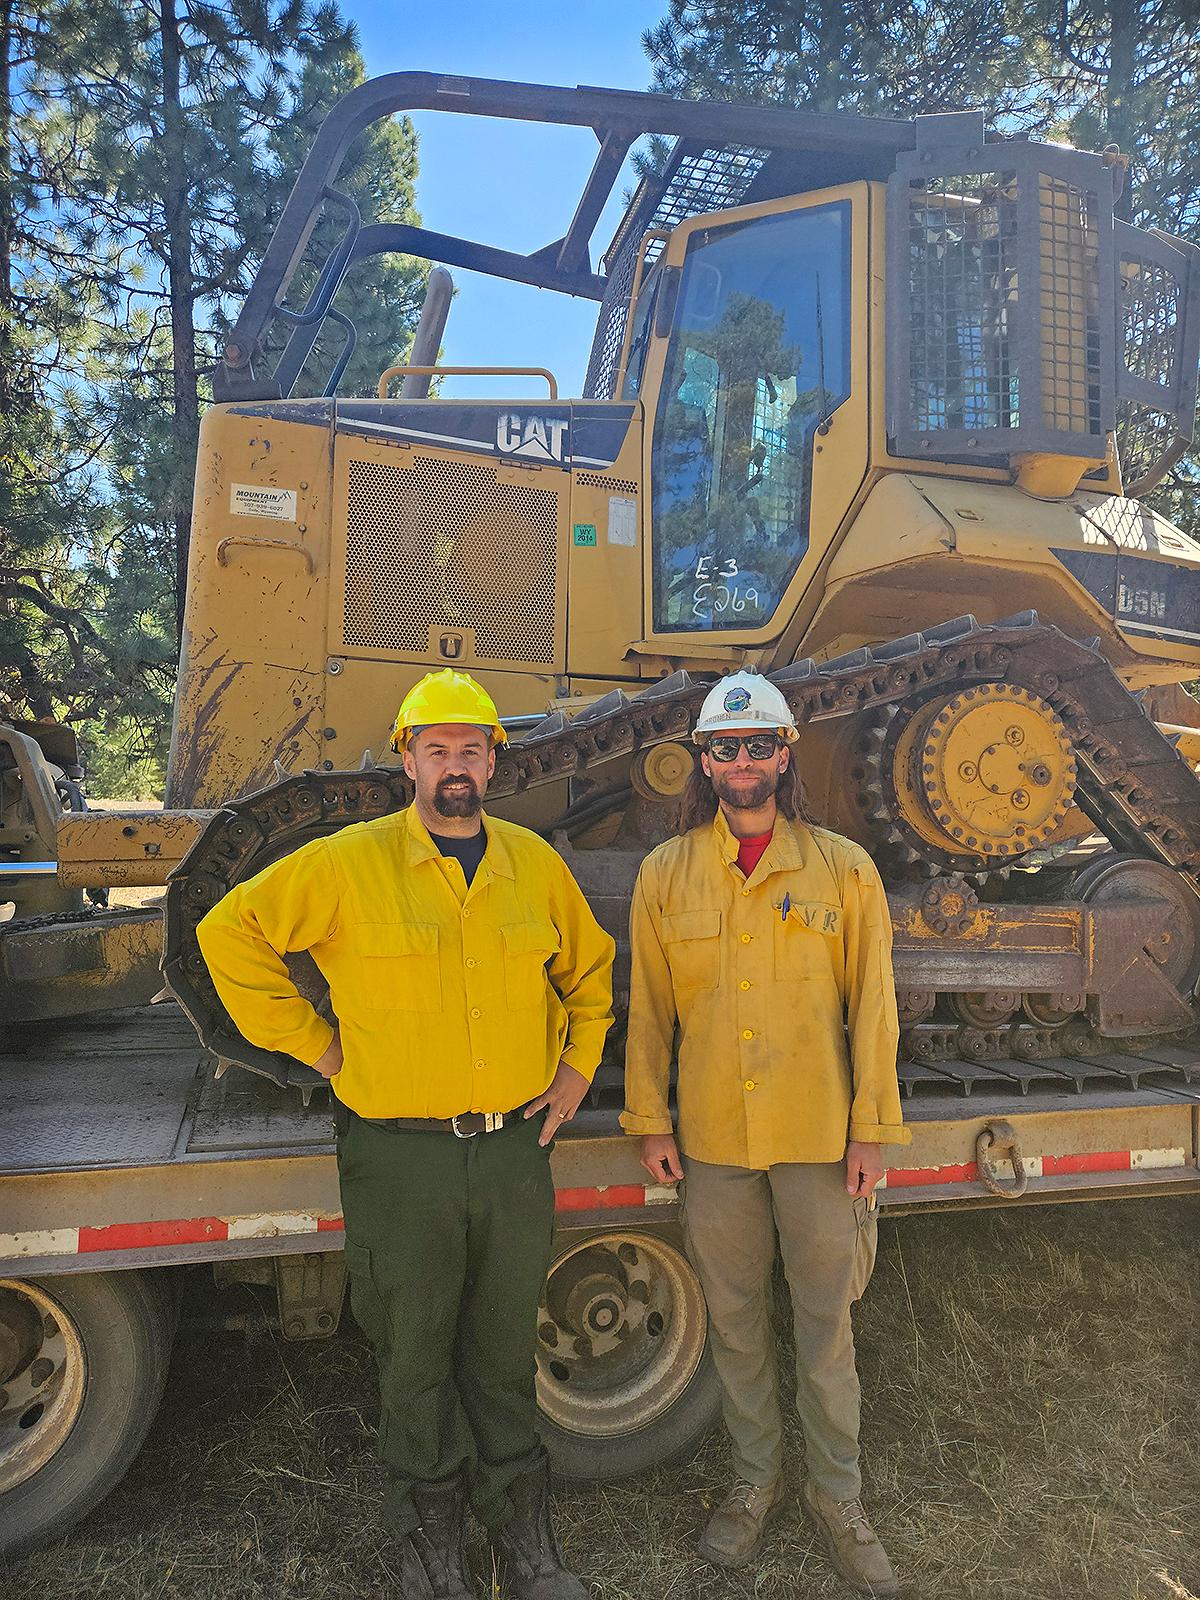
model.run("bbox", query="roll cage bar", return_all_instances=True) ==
[215,71,981,402]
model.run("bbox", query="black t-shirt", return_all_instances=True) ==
[429,826,487,888]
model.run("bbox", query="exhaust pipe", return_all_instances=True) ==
[400,267,454,398]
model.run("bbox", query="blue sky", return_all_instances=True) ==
[348,0,667,397]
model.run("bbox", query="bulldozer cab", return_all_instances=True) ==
[206,73,1200,678]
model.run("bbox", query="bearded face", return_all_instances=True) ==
[403,725,495,823]
[699,729,790,816]
[708,765,779,812]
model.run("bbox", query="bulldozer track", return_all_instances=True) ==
[164,611,1200,1087]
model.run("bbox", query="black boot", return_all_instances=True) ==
[491,1453,586,1600]
[410,1475,474,1599]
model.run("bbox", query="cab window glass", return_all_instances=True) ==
[621,267,660,399]
[650,202,851,632]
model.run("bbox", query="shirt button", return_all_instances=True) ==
[474,1059,485,1071]
[466,958,477,969]
[742,1029,754,1040]
[744,1079,756,1091]
[463,909,471,918]
[470,1007,481,1018]
[742,888,750,897]
[739,980,751,991]
[741,933,752,945]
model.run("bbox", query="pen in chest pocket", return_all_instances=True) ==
[781,892,790,924]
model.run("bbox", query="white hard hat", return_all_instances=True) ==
[693,670,799,744]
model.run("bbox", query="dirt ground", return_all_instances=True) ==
[4,1198,1198,1600]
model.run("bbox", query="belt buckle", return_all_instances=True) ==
[451,1112,504,1137]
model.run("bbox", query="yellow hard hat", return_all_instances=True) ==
[390,669,507,753]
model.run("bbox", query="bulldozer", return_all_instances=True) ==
[6,73,1200,1084]
[7,71,1200,1556]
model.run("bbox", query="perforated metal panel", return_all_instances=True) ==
[574,471,639,495]
[340,454,560,665]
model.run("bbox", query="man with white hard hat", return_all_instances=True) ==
[622,669,909,1596]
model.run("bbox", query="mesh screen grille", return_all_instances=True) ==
[1116,402,1177,488]
[1121,256,1180,387]
[906,174,1020,435]
[1037,175,1102,433]
[891,148,1116,458]
[1113,219,1200,483]
[584,143,768,399]
[342,455,559,664]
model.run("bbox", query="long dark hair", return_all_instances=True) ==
[675,746,810,835]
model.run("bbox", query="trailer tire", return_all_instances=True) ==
[0,1270,175,1558]
[536,1227,722,1482]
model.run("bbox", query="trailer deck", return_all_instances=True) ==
[3,1006,1199,1282]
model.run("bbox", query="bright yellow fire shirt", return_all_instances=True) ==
[197,805,615,1118]
[622,810,909,1168]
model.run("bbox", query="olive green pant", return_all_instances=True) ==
[336,1111,555,1533]
[681,1157,877,1501]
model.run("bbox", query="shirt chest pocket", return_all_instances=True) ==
[501,921,559,1009]
[350,922,442,1012]
[775,901,841,981]
[662,908,722,992]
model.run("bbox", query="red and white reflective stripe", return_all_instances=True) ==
[0,1185,678,1264]
[12,1150,1187,1262]
[554,1183,676,1212]
[878,1146,1188,1189]
[0,1212,347,1262]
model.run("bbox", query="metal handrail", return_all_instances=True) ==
[215,70,942,402]
[376,365,559,400]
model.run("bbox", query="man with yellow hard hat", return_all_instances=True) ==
[197,669,614,1600]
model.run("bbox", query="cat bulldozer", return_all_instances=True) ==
[4,72,1200,1555]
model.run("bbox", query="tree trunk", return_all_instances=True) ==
[812,0,853,111]
[159,0,198,643]
[1105,0,1138,222]
[0,0,14,411]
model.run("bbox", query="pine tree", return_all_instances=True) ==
[641,0,1200,525]
[3,2,427,792]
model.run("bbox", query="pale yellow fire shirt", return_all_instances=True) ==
[197,805,615,1119]
[622,810,909,1168]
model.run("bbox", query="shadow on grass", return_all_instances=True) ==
[3,1199,1198,1600]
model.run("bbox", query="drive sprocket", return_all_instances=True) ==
[852,683,1083,877]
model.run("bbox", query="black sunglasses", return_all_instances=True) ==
[705,734,783,762]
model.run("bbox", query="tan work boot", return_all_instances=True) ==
[802,1483,899,1597]
[697,1478,787,1569]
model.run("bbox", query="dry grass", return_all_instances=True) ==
[4,1198,1198,1600]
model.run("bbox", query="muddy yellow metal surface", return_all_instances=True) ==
[168,402,336,808]
[805,472,1200,683]
[2,909,162,1023]
[56,810,211,888]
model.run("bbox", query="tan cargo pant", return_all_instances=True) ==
[682,1156,877,1501]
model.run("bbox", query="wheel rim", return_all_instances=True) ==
[0,1280,87,1495]
[535,1232,707,1439]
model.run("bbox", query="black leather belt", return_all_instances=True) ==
[361,1108,522,1138]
